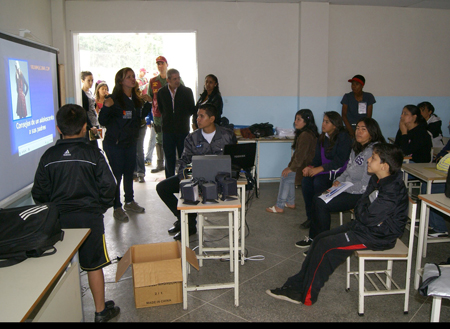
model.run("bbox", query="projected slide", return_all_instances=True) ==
[7,58,56,156]
[0,31,59,204]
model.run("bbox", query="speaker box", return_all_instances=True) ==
[220,178,237,201]
[201,182,218,204]
[180,179,192,199]
[182,183,199,204]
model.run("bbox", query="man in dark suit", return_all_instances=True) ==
[157,68,196,177]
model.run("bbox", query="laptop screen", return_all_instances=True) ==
[224,143,256,170]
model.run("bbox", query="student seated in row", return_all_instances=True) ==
[266,143,408,306]
[394,104,432,163]
[300,111,352,229]
[156,103,237,240]
[32,104,120,322]
[418,101,444,148]
[266,109,318,214]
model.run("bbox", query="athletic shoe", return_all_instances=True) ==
[151,166,164,173]
[138,176,145,183]
[124,201,145,213]
[428,228,449,238]
[95,303,120,322]
[295,236,312,248]
[265,286,302,304]
[113,208,129,222]
[145,160,152,166]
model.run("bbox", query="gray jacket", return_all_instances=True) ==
[177,125,237,179]
[335,142,376,194]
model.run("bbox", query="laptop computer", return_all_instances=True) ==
[192,155,231,183]
[224,143,256,172]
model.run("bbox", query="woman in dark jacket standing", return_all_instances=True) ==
[300,111,352,229]
[99,67,151,222]
[193,74,223,128]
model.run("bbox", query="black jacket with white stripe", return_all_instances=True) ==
[32,137,116,214]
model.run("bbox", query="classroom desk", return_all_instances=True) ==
[402,163,448,257]
[177,197,241,309]
[415,194,450,290]
[238,137,294,189]
[401,162,447,194]
[0,228,90,322]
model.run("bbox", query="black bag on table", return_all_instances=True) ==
[0,203,64,267]
[249,122,274,138]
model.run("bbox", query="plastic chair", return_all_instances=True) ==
[345,197,417,316]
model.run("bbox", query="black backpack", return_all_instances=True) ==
[249,122,274,138]
[0,203,64,267]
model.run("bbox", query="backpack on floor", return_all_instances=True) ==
[0,203,64,267]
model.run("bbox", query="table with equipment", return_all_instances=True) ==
[177,197,241,309]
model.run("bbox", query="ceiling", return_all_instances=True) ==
[89,0,450,10]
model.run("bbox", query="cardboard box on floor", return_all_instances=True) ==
[115,241,199,308]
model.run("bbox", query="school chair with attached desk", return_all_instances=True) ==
[345,197,417,316]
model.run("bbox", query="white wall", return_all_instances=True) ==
[2,0,450,178]
[64,1,300,99]
[0,0,52,45]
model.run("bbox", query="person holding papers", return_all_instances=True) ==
[296,118,386,250]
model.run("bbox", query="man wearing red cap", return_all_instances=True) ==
[341,74,376,138]
[148,56,169,173]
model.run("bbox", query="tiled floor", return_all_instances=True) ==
[80,166,450,322]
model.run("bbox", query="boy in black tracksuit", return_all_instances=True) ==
[32,104,120,322]
[266,143,408,306]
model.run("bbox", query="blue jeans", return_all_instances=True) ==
[421,182,448,232]
[276,171,296,209]
[145,125,156,162]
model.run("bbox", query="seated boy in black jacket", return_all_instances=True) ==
[266,143,408,306]
[31,104,119,322]
[156,103,237,240]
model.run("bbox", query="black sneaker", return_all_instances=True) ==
[295,236,312,248]
[266,286,302,304]
[95,303,120,322]
[428,228,449,238]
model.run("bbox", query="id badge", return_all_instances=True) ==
[358,102,367,114]
[123,111,132,119]
[369,189,379,203]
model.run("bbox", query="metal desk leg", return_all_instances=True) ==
[423,183,433,258]
[240,186,246,265]
[229,212,234,272]
[233,208,239,307]
[431,296,442,322]
[415,202,428,290]
[181,210,188,310]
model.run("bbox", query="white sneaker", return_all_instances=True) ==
[113,208,129,222]
[124,201,145,213]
